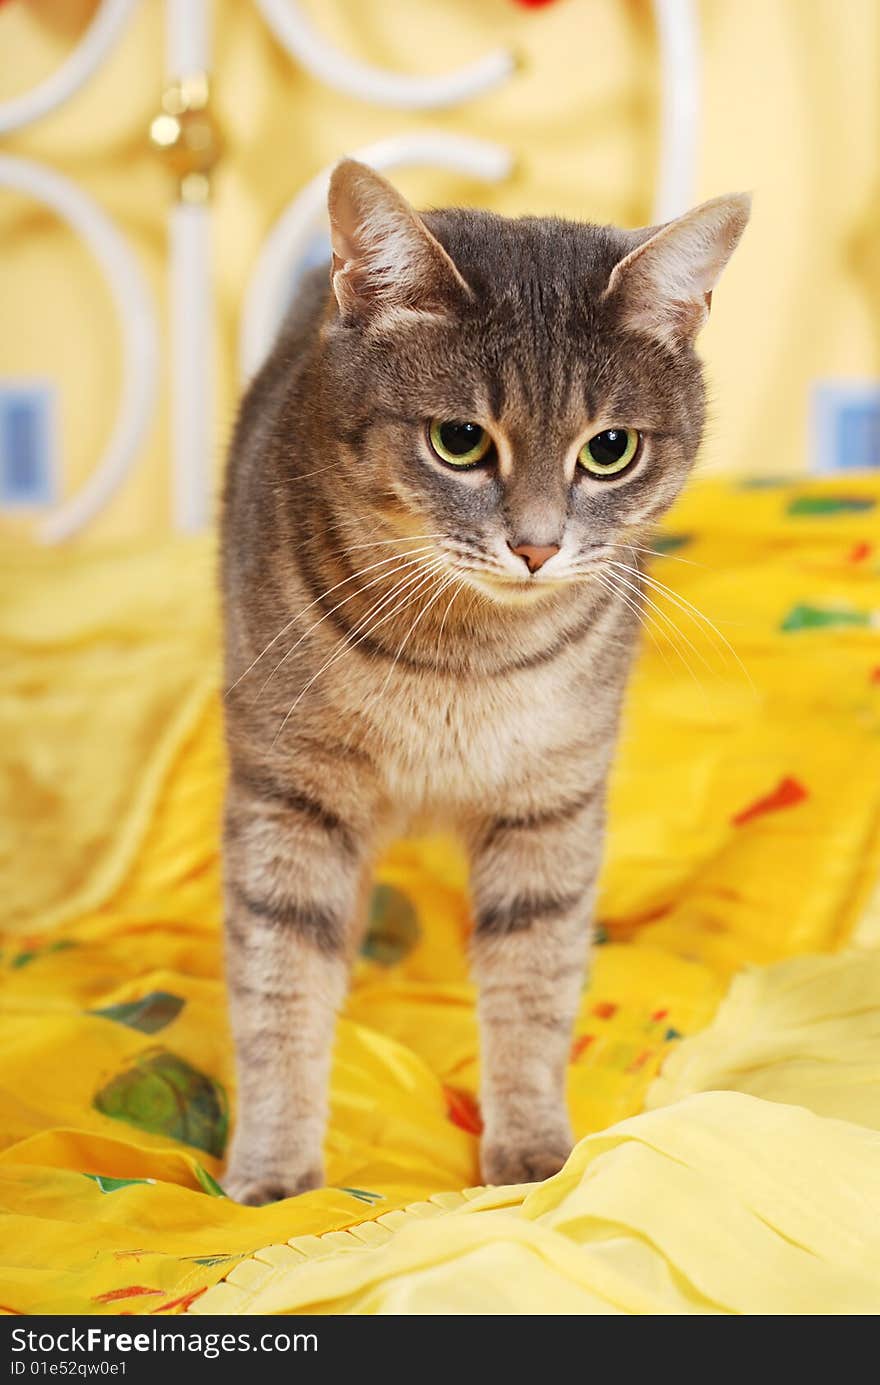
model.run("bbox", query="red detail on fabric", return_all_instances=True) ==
[848,542,872,563]
[570,1034,594,1060]
[731,776,808,827]
[626,1050,653,1073]
[512,0,559,7]
[444,1086,484,1135]
[870,667,880,685]
[150,1286,208,1315]
[651,1008,669,1022]
[592,1001,618,1019]
[93,1285,162,1304]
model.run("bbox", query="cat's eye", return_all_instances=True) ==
[428,419,494,468]
[578,428,641,478]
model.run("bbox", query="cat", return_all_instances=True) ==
[220,159,749,1205]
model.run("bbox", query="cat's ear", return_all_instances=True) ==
[327,160,472,323]
[604,193,751,345]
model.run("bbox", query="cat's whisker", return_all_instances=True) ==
[597,572,675,670]
[252,548,437,703]
[287,459,352,482]
[455,576,490,626]
[601,566,708,689]
[327,533,446,554]
[628,553,751,638]
[593,572,673,675]
[592,571,645,630]
[314,558,446,686]
[608,541,704,569]
[272,561,449,743]
[460,583,484,624]
[601,567,706,686]
[610,560,754,690]
[225,617,304,696]
[372,570,462,708]
[272,560,448,746]
[434,575,466,662]
[225,544,439,695]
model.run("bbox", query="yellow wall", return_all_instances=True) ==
[1,0,878,542]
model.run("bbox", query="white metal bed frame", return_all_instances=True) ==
[0,0,700,542]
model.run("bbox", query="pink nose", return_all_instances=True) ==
[509,541,560,574]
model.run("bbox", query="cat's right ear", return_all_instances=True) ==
[327,160,472,324]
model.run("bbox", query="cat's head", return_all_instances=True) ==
[320,160,749,603]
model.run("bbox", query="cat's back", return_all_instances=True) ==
[220,263,332,685]
[221,265,330,595]
[226,265,329,486]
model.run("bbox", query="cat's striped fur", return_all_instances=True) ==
[220,162,749,1203]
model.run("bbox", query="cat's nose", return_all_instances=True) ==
[509,541,561,574]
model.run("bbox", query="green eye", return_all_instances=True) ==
[428,419,494,468]
[578,428,640,478]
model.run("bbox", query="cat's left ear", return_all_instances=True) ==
[327,159,472,323]
[604,193,751,345]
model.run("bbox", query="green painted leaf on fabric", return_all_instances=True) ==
[651,533,693,555]
[92,990,185,1034]
[194,1164,227,1198]
[11,939,76,969]
[94,1048,229,1158]
[337,1186,384,1204]
[787,494,876,516]
[83,1174,156,1194]
[361,883,420,966]
[781,603,871,633]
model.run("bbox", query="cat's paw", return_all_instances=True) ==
[224,1164,324,1206]
[480,1135,572,1187]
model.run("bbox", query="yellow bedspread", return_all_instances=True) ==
[1,475,879,1315]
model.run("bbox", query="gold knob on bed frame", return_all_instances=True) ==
[149,73,221,204]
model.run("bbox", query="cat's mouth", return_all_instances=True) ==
[454,551,617,606]
[461,567,583,606]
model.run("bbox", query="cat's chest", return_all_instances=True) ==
[362,662,586,808]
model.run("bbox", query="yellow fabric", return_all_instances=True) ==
[2,0,880,546]
[648,952,880,1129]
[1,538,217,933]
[1,474,880,1314]
[196,948,880,1315]
[192,1087,880,1316]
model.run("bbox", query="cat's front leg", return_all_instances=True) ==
[468,790,603,1186]
[221,761,373,1205]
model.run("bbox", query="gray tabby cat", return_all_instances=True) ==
[220,160,749,1205]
